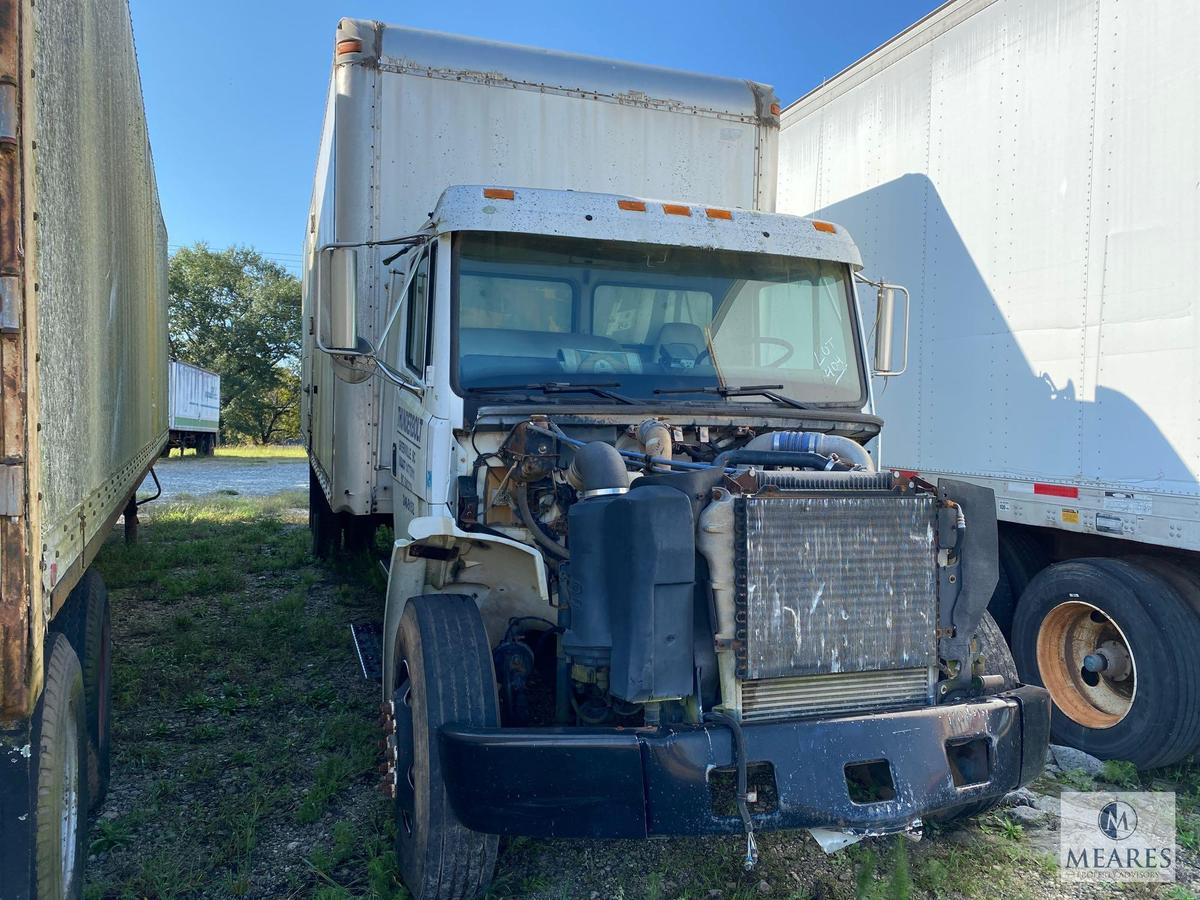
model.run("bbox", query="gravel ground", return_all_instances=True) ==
[139,456,307,502]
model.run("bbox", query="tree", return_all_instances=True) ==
[168,243,302,444]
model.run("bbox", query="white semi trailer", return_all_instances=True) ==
[303,21,1049,899]
[779,0,1200,768]
[166,360,220,456]
[0,0,168,896]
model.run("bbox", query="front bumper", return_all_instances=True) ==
[439,685,1050,838]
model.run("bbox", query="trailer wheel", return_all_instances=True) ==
[309,467,336,560]
[1011,558,1200,768]
[77,572,112,809]
[390,594,498,900]
[33,632,88,900]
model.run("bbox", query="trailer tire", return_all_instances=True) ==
[33,632,88,900]
[51,570,112,810]
[78,572,112,809]
[1011,558,1200,768]
[391,594,498,900]
[986,564,1018,644]
[988,529,1051,639]
[309,467,336,560]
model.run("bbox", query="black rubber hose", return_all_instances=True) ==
[515,482,570,561]
[570,441,629,496]
[703,710,759,870]
[712,449,851,471]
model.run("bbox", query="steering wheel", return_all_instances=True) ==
[694,337,795,368]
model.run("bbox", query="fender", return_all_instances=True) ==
[381,514,550,697]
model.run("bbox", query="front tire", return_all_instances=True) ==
[34,632,88,899]
[1012,558,1200,768]
[391,594,499,900]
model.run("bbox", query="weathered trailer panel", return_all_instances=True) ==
[778,0,1200,552]
[1,0,167,720]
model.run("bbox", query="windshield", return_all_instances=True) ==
[452,231,865,405]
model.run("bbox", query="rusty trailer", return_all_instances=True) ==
[0,0,168,895]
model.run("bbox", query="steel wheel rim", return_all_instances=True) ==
[60,707,79,885]
[1036,600,1136,729]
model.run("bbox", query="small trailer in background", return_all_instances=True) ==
[166,360,220,456]
[0,0,168,895]
[778,0,1200,769]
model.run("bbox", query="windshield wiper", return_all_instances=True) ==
[653,383,817,411]
[467,381,635,405]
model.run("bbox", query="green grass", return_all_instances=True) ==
[214,443,306,460]
[161,443,306,461]
[85,491,1200,899]
[84,494,402,899]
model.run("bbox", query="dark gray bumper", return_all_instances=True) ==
[439,685,1050,838]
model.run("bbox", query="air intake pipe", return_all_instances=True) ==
[742,431,875,472]
[566,442,630,498]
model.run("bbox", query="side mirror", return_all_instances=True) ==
[872,282,910,377]
[318,246,361,353]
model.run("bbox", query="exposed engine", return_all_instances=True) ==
[458,415,991,731]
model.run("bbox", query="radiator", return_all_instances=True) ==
[733,494,939,681]
[740,668,932,722]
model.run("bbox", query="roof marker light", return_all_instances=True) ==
[483,188,515,200]
[336,38,363,55]
[770,102,782,116]
[662,203,692,217]
[706,208,733,220]
[617,200,647,212]
[812,220,837,233]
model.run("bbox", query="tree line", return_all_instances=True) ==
[168,243,302,445]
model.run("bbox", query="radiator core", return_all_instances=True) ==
[733,494,939,681]
[740,668,933,721]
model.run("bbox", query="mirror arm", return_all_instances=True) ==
[374,358,425,398]
[312,233,430,359]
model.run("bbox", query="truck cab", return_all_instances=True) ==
[311,182,1050,897]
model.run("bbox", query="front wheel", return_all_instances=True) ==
[1012,558,1200,768]
[390,595,499,900]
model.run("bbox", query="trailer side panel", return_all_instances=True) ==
[778,0,1200,551]
[32,0,169,622]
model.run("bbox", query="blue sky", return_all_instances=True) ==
[129,1,942,275]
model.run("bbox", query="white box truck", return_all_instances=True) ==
[166,360,220,456]
[779,0,1200,768]
[0,0,168,895]
[302,21,1049,898]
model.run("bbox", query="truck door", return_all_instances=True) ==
[389,245,441,535]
